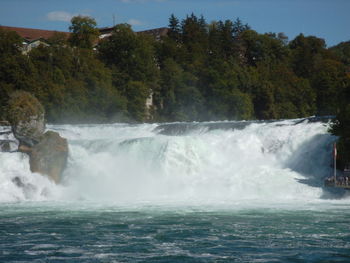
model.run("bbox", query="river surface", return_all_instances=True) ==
[1,119,349,262]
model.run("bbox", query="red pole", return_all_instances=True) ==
[334,142,337,186]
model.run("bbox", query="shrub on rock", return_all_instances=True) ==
[6,91,45,147]
[6,91,68,183]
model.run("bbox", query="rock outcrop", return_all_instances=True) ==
[0,140,18,152]
[0,128,18,152]
[5,91,68,183]
[0,140,11,152]
[0,121,10,126]
[19,131,68,183]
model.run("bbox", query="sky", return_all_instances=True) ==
[0,0,349,47]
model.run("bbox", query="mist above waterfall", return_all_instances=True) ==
[0,119,345,205]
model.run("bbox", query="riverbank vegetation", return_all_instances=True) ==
[0,14,349,125]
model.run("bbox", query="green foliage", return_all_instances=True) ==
[289,34,328,78]
[28,44,127,123]
[168,14,181,43]
[98,24,158,82]
[225,88,254,120]
[331,104,350,140]
[125,81,150,121]
[97,24,159,121]
[0,27,23,56]
[312,59,347,115]
[0,13,349,125]
[241,30,289,66]
[0,28,40,120]
[69,16,99,49]
[289,34,349,116]
[330,41,350,66]
[6,90,44,125]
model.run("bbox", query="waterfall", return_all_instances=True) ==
[0,119,339,204]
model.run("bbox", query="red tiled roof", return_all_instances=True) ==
[137,27,169,38]
[99,27,115,34]
[0,25,169,43]
[98,26,169,37]
[0,26,70,41]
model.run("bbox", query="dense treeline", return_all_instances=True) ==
[0,14,349,125]
[0,26,126,123]
[328,41,350,167]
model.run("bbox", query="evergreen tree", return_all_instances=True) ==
[168,14,181,43]
[232,18,250,38]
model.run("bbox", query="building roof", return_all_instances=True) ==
[0,25,169,43]
[137,27,169,39]
[99,27,115,34]
[98,26,169,40]
[0,26,70,41]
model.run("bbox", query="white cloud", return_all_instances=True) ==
[46,11,75,22]
[127,19,145,26]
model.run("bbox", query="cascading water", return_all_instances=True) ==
[0,119,343,204]
[3,119,350,263]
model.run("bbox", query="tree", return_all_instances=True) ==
[1,13,350,124]
[240,30,289,66]
[252,81,276,119]
[69,16,99,49]
[0,28,40,120]
[98,24,159,121]
[312,59,348,115]
[181,13,209,66]
[125,81,150,121]
[168,14,181,43]
[289,34,328,78]
[0,27,23,56]
[157,58,205,121]
[208,20,237,62]
[232,18,250,38]
[98,24,158,84]
[330,41,350,66]
[26,34,127,123]
[158,58,181,120]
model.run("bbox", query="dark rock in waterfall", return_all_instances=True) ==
[5,91,68,183]
[12,176,37,199]
[19,131,68,183]
[0,130,12,135]
[0,140,11,152]
[0,121,10,126]
[0,140,18,152]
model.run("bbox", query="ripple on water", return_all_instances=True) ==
[1,204,350,262]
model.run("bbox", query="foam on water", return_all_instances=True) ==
[0,152,64,202]
[0,119,347,205]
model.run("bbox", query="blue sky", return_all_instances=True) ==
[0,0,349,47]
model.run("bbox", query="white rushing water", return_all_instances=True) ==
[0,119,347,205]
